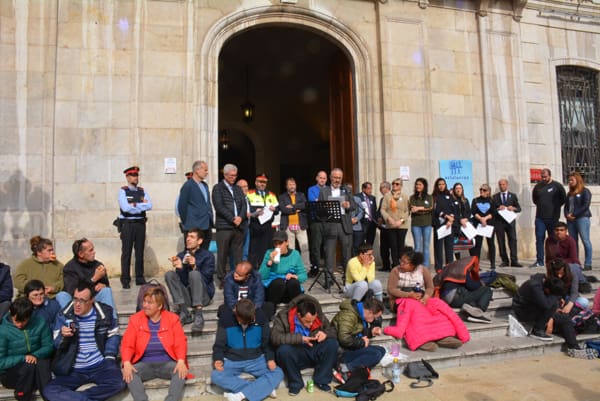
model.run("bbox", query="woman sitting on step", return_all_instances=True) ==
[120,286,190,401]
[384,248,470,351]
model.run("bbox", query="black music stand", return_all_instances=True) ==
[307,200,344,293]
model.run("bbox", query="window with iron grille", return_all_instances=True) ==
[556,66,600,184]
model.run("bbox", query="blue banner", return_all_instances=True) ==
[439,160,473,202]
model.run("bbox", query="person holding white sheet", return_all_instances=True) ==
[469,184,497,270]
[492,178,523,267]
[432,178,455,273]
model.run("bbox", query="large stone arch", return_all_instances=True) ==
[198,6,379,184]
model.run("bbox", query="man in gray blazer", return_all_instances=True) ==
[318,168,356,287]
[178,160,213,249]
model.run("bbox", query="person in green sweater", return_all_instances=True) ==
[14,236,64,299]
[0,297,54,401]
[259,231,307,305]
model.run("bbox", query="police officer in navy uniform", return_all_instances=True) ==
[118,166,152,289]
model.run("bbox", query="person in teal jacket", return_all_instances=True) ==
[259,231,307,305]
[0,297,54,401]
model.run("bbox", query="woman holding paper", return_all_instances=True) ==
[451,183,472,261]
[432,178,455,273]
[469,183,497,269]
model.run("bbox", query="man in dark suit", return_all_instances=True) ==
[178,160,213,249]
[319,168,356,285]
[212,163,248,288]
[355,181,377,246]
[492,178,522,267]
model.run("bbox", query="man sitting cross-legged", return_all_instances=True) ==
[211,299,283,401]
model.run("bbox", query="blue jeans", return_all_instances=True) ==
[43,358,126,401]
[568,217,592,267]
[211,356,283,401]
[534,217,556,264]
[341,345,386,371]
[276,339,338,392]
[411,225,432,267]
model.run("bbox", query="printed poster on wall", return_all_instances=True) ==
[439,160,474,202]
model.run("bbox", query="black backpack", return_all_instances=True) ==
[356,380,394,401]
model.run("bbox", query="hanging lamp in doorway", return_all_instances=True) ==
[241,65,255,123]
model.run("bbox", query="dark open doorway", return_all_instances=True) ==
[218,25,355,194]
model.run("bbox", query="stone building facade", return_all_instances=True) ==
[0,0,598,274]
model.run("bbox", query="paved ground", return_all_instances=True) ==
[199,354,600,401]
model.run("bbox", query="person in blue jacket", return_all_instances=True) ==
[43,281,125,401]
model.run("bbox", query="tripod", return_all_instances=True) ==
[308,266,343,293]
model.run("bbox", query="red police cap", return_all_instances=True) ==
[123,166,140,175]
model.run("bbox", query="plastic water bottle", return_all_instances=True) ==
[414,282,422,293]
[183,250,191,264]
[392,358,401,384]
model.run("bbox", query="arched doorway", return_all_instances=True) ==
[217,25,356,193]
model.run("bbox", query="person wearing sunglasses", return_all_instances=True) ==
[469,183,497,269]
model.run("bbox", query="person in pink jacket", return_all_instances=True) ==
[120,286,189,401]
[384,249,470,351]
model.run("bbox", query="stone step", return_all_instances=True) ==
[3,263,599,401]
[5,331,596,401]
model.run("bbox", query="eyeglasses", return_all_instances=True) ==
[73,297,91,305]
[479,188,489,192]
[392,182,401,186]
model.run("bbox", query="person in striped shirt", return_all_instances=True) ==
[43,281,126,401]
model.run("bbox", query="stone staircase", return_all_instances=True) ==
[2,261,599,400]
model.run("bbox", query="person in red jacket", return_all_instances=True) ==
[120,286,189,401]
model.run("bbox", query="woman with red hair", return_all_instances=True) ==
[564,172,592,270]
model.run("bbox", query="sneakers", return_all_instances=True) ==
[461,303,484,317]
[224,392,245,401]
[419,341,439,351]
[315,383,331,392]
[288,389,300,397]
[529,329,553,341]
[178,308,193,325]
[467,315,492,324]
[584,265,593,271]
[462,304,491,324]
[436,336,463,349]
[268,390,277,399]
[567,347,599,359]
[529,262,544,268]
[191,309,205,335]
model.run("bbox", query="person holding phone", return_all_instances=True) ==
[270,295,338,396]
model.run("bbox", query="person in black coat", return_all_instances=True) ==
[212,163,248,288]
